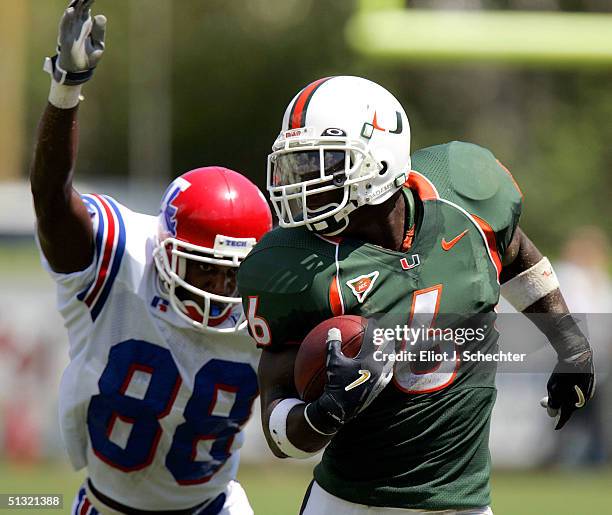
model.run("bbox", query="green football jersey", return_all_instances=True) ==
[237,141,522,510]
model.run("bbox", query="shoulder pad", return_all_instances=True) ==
[412,141,522,257]
[239,227,336,296]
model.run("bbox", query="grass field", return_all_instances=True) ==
[0,461,610,514]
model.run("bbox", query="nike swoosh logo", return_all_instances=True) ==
[345,370,371,391]
[574,385,586,408]
[441,229,469,251]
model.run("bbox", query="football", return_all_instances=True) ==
[294,315,369,402]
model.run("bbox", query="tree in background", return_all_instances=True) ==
[20,0,612,257]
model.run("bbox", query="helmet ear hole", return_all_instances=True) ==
[379,161,389,176]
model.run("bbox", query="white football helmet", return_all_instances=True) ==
[267,76,411,235]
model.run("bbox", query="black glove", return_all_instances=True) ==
[541,349,595,430]
[304,319,394,435]
[539,314,595,430]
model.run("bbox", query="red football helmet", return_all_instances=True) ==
[153,166,272,332]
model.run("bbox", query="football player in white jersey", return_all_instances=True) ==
[30,1,272,514]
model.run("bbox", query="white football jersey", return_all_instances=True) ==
[40,194,260,511]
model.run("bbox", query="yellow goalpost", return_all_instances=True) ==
[347,0,612,67]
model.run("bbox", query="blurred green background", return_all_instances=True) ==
[2,0,611,253]
[1,1,612,514]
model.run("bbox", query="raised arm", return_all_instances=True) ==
[501,227,595,429]
[30,0,106,273]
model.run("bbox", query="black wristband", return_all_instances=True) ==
[45,54,95,86]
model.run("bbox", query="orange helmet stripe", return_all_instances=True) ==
[289,77,333,129]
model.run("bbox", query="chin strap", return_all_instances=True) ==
[307,201,358,236]
[182,300,205,323]
[181,298,234,327]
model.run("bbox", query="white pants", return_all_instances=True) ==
[219,481,254,515]
[71,479,253,515]
[300,481,493,515]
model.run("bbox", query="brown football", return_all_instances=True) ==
[294,315,368,402]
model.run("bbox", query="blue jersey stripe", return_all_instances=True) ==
[72,487,85,515]
[77,195,105,301]
[89,195,127,321]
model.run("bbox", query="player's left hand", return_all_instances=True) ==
[304,320,394,435]
[540,350,595,430]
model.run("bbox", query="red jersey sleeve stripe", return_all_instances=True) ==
[76,195,127,321]
[472,214,503,279]
[83,195,117,307]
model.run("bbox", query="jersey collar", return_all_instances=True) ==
[401,187,417,252]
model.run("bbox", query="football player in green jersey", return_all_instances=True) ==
[237,76,595,514]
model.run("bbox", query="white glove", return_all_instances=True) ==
[43,0,107,108]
